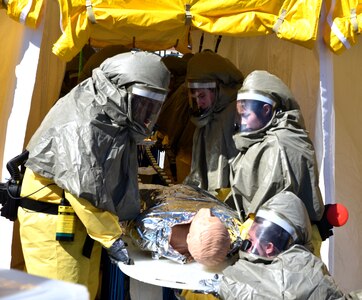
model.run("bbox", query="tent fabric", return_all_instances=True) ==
[3,0,44,28]
[2,0,323,61]
[323,0,362,54]
[54,0,323,61]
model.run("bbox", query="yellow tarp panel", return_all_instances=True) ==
[3,0,322,61]
[190,0,321,48]
[3,0,44,28]
[53,0,191,61]
[323,0,362,54]
[53,0,322,61]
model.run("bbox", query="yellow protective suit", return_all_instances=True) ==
[18,168,123,299]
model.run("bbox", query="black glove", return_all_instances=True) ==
[315,204,333,241]
[106,238,132,265]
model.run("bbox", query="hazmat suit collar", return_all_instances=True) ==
[233,108,305,153]
[190,112,213,128]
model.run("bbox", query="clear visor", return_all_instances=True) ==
[241,216,294,258]
[187,81,216,117]
[234,99,275,133]
[130,85,167,130]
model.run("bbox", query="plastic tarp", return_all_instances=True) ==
[323,0,362,54]
[3,0,323,61]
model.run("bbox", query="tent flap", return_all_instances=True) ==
[53,0,322,61]
[323,0,362,54]
[5,0,362,61]
[4,0,44,28]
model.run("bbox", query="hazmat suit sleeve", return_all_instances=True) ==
[65,192,123,249]
[20,168,123,249]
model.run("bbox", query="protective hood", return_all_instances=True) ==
[229,70,324,224]
[25,51,170,220]
[220,245,346,300]
[233,70,305,146]
[255,191,313,252]
[239,70,299,111]
[186,50,244,124]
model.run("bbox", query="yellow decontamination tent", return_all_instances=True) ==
[0,0,361,295]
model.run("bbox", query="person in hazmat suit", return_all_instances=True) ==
[183,50,244,199]
[226,70,325,253]
[200,191,349,300]
[154,54,195,183]
[17,51,170,299]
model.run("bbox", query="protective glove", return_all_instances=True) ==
[194,274,222,298]
[315,204,333,241]
[106,237,132,265]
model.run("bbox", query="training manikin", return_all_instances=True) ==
[127,184,242,266]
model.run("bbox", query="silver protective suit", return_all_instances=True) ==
[183,51,244,194]
[127,184,242,264]
[25,51,170,220]
[228,70,324,222]
[218,192,345,300]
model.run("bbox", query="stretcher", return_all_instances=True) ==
[117,237,235,291]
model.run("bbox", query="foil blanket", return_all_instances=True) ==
[127,184,243,264]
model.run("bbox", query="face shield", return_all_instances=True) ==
[187,80,217,117]
[129,84,168,131]
[234,90,277,133]
[241,209,298,258]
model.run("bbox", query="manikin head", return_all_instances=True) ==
[186,208,231,267]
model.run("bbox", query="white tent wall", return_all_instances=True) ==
[0,11,43,269]
[333,41,362,293]
[0,0,66,269]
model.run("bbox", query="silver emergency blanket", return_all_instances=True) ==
[127,184,242,264]
[25,51,170,220]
